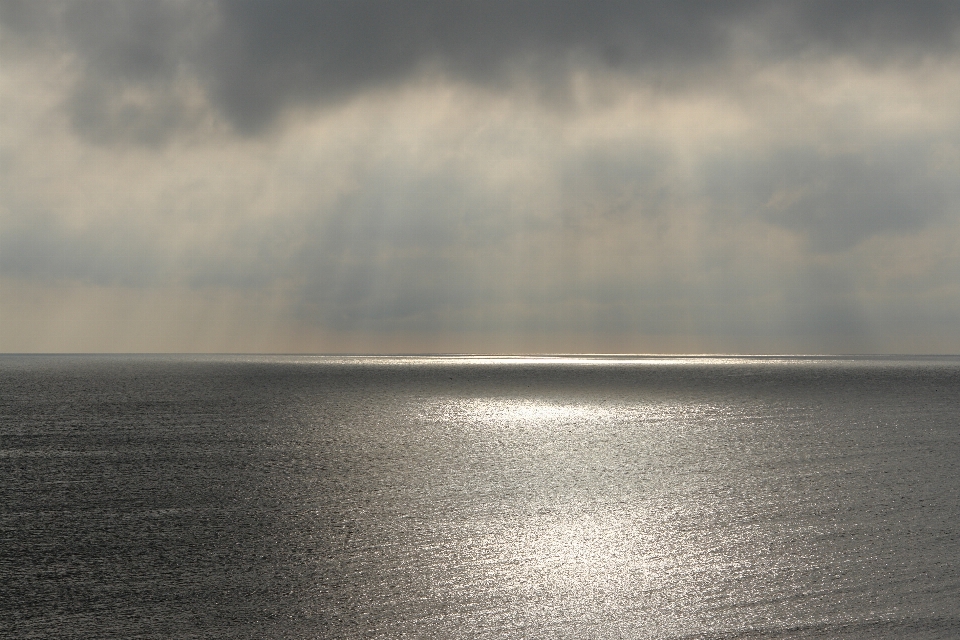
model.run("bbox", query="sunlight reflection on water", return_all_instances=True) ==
[408,394,724,635]
[291,377,854,636]
[437,397,631,427]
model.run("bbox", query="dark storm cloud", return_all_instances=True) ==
[5,0,960,137]
[206,0,960,132]
[206,0,757,132]
[785,0,960,57]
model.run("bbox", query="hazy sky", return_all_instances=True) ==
[2,1,960,353]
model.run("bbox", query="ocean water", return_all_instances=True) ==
[1,355,959,639]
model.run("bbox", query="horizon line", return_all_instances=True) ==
[3,352,959,358]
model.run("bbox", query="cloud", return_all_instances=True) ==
[2,1,960,352]
[6,1,960,138]
[200,1,960,133]
[701,142,960,251]
[204,0,751,131]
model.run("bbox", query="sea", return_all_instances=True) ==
[1,355,958,639]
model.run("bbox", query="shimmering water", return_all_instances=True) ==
[2,355,959,638]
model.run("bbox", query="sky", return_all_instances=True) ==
[2,0,960,354]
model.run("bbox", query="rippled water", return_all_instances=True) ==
[2,355,959,638]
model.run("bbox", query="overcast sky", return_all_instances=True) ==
[2,0,959,353]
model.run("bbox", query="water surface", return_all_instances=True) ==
[2,355,959,638]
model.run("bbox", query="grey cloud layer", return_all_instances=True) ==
[5,0,960,137]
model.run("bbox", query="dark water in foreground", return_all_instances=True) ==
[1,355,959,639]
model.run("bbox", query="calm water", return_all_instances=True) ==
[1,355,959,638]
